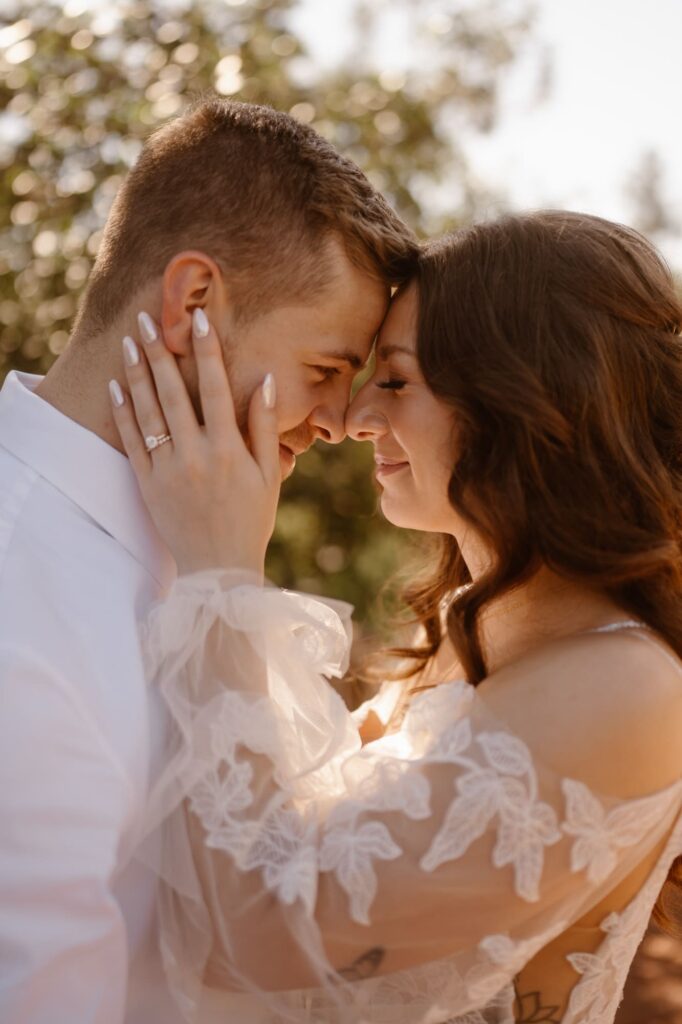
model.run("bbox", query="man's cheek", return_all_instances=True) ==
[275,393,308,434]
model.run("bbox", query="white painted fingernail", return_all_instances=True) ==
[122,336,139,367]
[138,311,157,344]
[109,379,124,407]
[262,373,276,409]
[192,307,209,339]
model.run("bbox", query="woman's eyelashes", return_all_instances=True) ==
[376,377,407,391]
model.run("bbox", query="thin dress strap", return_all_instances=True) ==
[583,619,682,676]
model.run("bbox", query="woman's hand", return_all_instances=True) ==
[108,308,281,578]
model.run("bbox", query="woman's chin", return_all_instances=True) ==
[379,493,449,534]
[379,492,421,531]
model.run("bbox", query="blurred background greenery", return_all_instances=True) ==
[0,0,536,632]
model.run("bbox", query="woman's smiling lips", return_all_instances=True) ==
[374,454,409,478]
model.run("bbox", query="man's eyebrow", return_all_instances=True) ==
[375,343,416,360]
[322,349,365,370]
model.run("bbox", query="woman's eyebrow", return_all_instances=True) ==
[375,343,416,360]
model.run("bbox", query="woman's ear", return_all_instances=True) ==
[160,251,227,356]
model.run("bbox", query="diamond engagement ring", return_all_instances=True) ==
[145,433,172,453]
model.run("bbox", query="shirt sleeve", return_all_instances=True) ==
[135,571,682,1024]
[0,646,133,1024]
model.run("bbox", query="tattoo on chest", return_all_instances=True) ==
[513,981,562,1023]
[337,947,385,981]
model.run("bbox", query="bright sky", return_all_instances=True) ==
[292,0,682,266]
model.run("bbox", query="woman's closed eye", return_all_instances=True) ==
[376,377,407,391]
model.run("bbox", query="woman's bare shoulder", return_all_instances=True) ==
[478,628,682,799]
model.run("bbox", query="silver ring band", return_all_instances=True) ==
[145,433,172,453]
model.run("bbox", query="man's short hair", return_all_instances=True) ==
[72,96,419,338]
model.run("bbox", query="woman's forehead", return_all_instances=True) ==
[376,286,418,356]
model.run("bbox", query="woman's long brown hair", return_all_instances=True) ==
[393,211,682,934]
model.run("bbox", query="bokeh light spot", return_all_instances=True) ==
[289,102,315,123]
[172,42,199,65]
[33,230,59,258]
[0,19,32,49]
[11,200,39,226]
[6,39,36,64]
[70,29,93,51]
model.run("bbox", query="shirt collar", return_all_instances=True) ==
[0,370,176,588]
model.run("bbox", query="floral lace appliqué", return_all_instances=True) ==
[562,777,681,884]
[420,729,561,902]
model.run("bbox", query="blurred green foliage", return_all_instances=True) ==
[0,0,532,626]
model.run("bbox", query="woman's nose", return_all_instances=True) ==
[346,385,387,441]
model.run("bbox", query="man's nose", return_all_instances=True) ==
[346,386,387,441]
[309,403,346,445]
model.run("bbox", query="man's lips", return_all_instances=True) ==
[278,442,308,473]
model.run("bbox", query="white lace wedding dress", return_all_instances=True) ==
[133,572,682,1024]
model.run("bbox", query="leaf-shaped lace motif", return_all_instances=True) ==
[319,820,402,925]
[494,781,561,902]
[478,931,554,975]
[477,731,533,777]
[422,732,559,902]
[563,815,682,1024]
[564,950,613,1019]
[189,762,254,830]
[421,772,501,871]
[562,778,680,884]
[423,718,473,764]
[342,756,432,820]
[241,808,319,914]
[210,692,280,761]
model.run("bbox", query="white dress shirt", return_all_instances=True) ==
[0,371,183,1023]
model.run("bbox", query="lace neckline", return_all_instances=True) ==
[581,619,646,635]
[580,618,682,677]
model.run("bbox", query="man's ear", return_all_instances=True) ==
[159,251,229,356]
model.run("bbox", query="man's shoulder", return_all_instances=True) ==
[0,445,152,617]
[0,445,106,573]
[0,459,162,790]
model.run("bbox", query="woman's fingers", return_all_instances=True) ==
[120,332,175,462]
[134,311,200,450]
[108,311,280,577]
[108,379,151,479]
[248,373,281,484]
[191,308,240,444]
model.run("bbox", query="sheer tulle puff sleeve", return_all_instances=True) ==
[133,572,682,1024]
